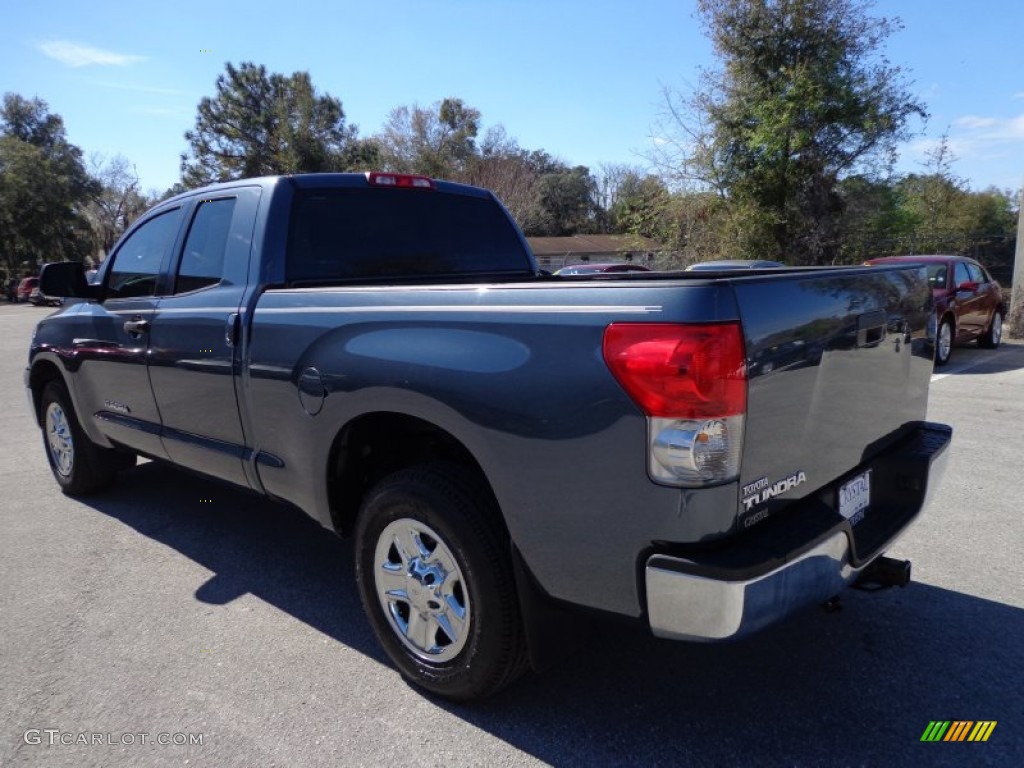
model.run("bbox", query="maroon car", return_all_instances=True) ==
[16,277,39,303]
[866,255,1005,365]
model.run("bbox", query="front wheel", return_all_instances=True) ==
[978,310,1003,349]
[355,465,527,701]
[935,317,954,366]
[40,381,133,495]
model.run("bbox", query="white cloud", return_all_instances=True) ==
[954,113,1024,142]
[903,113,1024,189]
[38,40,145,67]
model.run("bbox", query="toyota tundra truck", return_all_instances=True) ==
[27,172,951,700]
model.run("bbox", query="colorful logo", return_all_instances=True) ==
[921,721,997,742]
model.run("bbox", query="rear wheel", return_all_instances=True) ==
[935,317,954,366]
[40,381,133,495]
[978,310,1003,349]
[355,464,527,701]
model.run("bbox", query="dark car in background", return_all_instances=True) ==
[554,263,652,275]
[866,255,1004,366]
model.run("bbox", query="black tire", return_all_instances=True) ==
[935,316,954,366]
[978,309,1003,349]
[39,380,133,495]
[355,464,528,701]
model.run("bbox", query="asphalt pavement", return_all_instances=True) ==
[0,300,1021,767]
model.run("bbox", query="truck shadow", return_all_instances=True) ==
[461,589,1021,766]
[79,461,386,663]
[82,462,1021,767]
[936,339,1024,376]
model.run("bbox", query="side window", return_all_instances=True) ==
[108,208,182,299]
[175,198,237,294]
[953,262,971,288]
[966,263,985,283]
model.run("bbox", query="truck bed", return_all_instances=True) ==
[246,263,934,617]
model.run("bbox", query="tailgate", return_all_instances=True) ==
[731,265,934,528]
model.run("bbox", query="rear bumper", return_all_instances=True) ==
[645,421,952,641]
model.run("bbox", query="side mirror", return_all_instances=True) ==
[956,280,980,293]
[39,261,98,300]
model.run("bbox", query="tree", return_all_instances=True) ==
[532,166,599,236]
[377,98,481,178]
[834,174,914,260]
[83,153,151,258]
[0,94,97,273]
[180,62,370,187]
[610,172,672,239]
[833,127,1016,274]
[656,0,926,264]
[461,126,544,231]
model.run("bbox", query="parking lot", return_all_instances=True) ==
[1,300,1021,767]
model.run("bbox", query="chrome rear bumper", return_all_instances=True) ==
[646,530,860,641]
[645,421,951,642]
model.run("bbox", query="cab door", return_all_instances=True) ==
[147,188,261,488]
[71,205,185,458]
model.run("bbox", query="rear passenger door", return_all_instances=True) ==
[147,187,261,488]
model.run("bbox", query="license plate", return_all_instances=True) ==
[838,470,871,525]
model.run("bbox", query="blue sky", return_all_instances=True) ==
[3,0,1022,197]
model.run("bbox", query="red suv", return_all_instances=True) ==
[16,277,39,303]
[866,255,1005,365]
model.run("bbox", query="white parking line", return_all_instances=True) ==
[931,345,1014,382]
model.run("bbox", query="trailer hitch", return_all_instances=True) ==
[853,556,912,591]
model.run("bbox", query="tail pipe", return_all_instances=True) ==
[854,556,912,590]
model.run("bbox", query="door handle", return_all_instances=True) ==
[123,318,151,335]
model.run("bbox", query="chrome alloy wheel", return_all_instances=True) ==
[45,402,74,478]
[373,518,471,662]
[938,320,952,363]
[992,313,1003,346]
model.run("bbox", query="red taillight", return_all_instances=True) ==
[366,172,435,190]
[602,323,747,419]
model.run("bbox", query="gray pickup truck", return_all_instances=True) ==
[28,172,951,700]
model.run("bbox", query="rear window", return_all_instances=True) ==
[287,188,532,283]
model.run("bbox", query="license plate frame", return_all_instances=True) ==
[838,470,871,525]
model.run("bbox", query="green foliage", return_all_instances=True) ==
[0,94,97,272]
[8,60,1004,274]
[533,166,598,236]
[610,173,672,240]
[661,0,927,264]
[832,169,1017,283]
[835,174,915,261]
[375,102,602,237]
[180,62,366,187]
